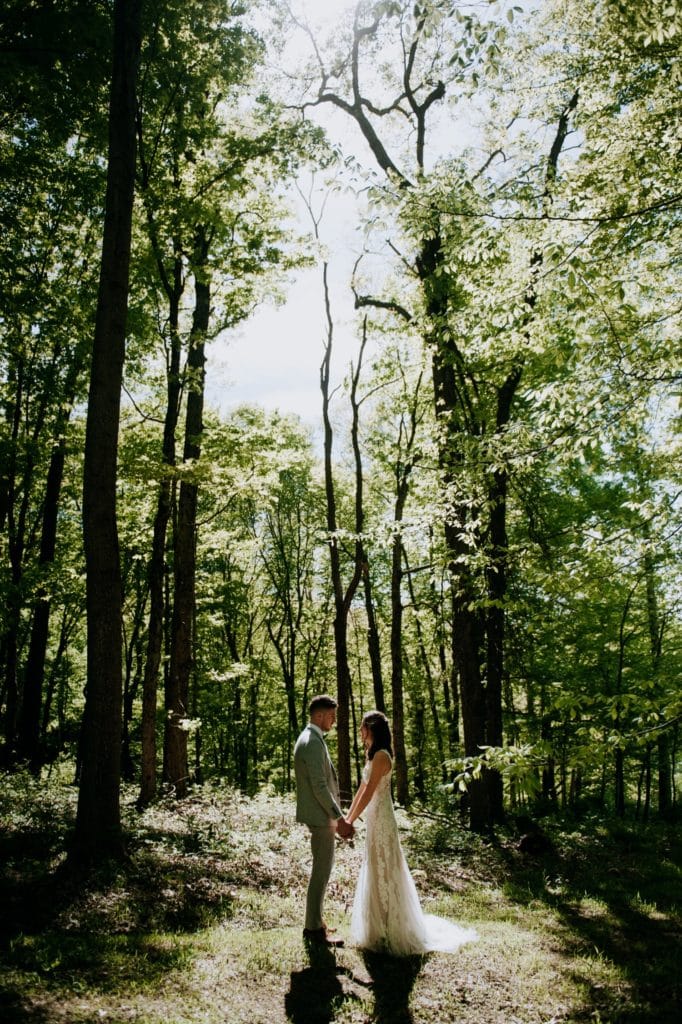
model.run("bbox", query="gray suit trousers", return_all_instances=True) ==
[305,825,336,931]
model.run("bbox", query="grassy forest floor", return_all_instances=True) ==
[0,767,680,1024]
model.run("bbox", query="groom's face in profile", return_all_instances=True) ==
[318,708,336,733]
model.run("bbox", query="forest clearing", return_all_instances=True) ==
[1,772,680,1024]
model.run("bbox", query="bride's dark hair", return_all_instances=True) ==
[362,710,393,760]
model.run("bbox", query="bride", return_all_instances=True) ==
[345,710,477,957]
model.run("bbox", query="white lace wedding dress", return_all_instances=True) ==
[350,753,478,956]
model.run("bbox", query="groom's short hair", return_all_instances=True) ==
[309,694,337,714]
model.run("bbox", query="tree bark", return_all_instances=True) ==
[73,0,142,862]
[642,545,672,817]
[320,260,361,802]
[387,396,420,807]
[362,568,385,712]
[19,345,86,770]
[164,232,209,798]
[18,427,68,768]
[484,367,522,822]
[349,321,385,715]
[138,260,183,807]
[403,546,446,782]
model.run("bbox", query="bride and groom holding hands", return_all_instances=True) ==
[294,693,477,956]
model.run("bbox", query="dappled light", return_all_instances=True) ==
[1,777,680,1022]
[0,0,680,1020]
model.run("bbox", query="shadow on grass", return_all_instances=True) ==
[284,938,423,1024]
[0,830,235,1019]
[0,838,236,943]
[0,991,52,1024]
[284,937,422,1024]
[2,929,191,992]
[497,819,682,1023]
[361,950,423,1024]
[555,895,681,1024]
[285,943,351,1024]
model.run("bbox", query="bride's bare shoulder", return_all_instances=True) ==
[373,748,393,773]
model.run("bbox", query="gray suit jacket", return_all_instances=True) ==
[294,724,343,827]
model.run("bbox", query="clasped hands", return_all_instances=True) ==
[336,815,355,840]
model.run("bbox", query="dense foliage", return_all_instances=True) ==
[0,1,679,842]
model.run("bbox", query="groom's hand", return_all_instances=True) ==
[336,816,354,839]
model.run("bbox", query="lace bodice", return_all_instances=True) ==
[361,753,394,826]
[361,752,393,790]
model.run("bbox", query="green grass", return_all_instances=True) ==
[0,769,680,1023]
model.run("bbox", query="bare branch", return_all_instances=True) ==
[353,292,414,322]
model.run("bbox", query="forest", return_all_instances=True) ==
[0,1,680,1022]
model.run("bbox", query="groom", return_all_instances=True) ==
[294,694,354,947]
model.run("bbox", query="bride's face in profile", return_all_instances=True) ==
[360,723,371,750]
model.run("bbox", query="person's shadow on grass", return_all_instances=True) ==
[285,941,422,1024]
[362,949,423,1024]
[285,942,349,1024]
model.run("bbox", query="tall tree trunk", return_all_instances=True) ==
[412,696,427,802]
[19,346,86,769]
[73,0,142,862]
[484,369,521,823]
[613,590,633,820]
[1,357,23,759]
[642,545,672,817]
[164,235,209,798]
[420,232,489,829]
[18,429,68,768]
[267,618,299,738]
[40,607,74,747]
[388,443,419,806]
[349,320,384,714]
[362,568,385,712]
[403,546,446,783]
[2,351,53,759]
[389,520,409,805]
[657,733,672,818]
[320,262,361,803]
[428,551,459,756]
[121,577,148,781]
[138,261,183,808]
[615,747,625,818]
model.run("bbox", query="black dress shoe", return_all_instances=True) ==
[303,927,344,947]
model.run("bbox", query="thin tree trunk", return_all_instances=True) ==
[319,261,361,803]
[484,368,522,822]
[403,545,446,783]
[412,697,426,802]
[657,732,672,818]
[613,590,634,819]
[1,356,24,759]
[389,520,408,805]
[642,545,672,817]
[349,320,384,715]
[18,385,79,769]
[362,570,385,712]
[164,234,209,798]
[121,578,148,782]
[138,264,183,807]
[41,606,76,745]
[429,553,459,755]
[135,105,187,806]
